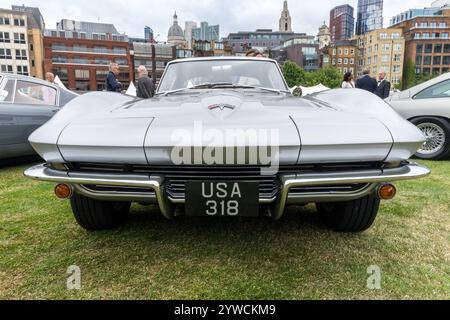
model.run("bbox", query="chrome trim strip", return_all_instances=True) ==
[286,183,377,204]
[272,162,431,220]
[24,164,173,219]
[73,184,158,203]
[168,196,277,204]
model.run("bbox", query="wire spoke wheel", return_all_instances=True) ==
[417,122,446,155]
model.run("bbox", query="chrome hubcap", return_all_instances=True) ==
[417,123,446,155]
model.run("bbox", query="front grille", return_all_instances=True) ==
[67,162,382,200]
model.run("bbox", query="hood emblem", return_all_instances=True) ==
[208,104,236,111]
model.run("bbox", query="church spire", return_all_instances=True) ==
[279,1,292,32]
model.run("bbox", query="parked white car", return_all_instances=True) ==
[387,73,450,160]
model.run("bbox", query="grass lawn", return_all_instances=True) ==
[0,160,449,300]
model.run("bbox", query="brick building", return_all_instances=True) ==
[329,40,358,75]
[43,19,132,91]
[390,2,450,75]
[330,5,355,41]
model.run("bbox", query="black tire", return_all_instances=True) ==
[70,194,131,230]
[316,193,380,233]
[411,117,450,160]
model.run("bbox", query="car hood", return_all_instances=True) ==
[54,90,396,165]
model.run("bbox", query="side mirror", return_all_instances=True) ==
[292,87,303,97]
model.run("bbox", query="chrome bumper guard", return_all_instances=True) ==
[24,162,430,220]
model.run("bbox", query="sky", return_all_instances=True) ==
[5,0,432,40]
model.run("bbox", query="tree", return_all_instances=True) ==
[281,60,306,88]
[402,59,416,90]
[281,61,342,89]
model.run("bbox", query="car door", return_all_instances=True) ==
[0,78,59,158]
[408,79,450,117]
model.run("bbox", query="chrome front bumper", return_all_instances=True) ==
[24,162,430,220]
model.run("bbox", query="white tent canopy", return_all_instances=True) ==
[54,75,67,90]
[125,82,137,97]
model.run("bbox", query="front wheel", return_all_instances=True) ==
[411,117,450,160]
[316,194,380,233]
[70,194,131,230]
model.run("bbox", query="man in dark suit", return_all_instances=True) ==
[136,65,155,99]
[374,70,391,99]
[356,69,378,93]
[106,63,123,92]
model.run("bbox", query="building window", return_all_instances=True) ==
[443,56,450,65]
[391,33,400,39]
[423,56,432,65]
[16,65,29,75]
[344,58,348,65]
[0,32,10,43]
[114,58,128,65]
[0,65,13,73]
[416,44,423,53]
[379,33,388,39]
[393,54,401,62]
[424,44,433,54]
[13,33,26,44]
[416,55,422,65]
[73,57,89,64]
[350,58,354,64]
[0,17,11,25]
[338,58,342,64]
[75,69,90,80]
[13,18,25,26]
[15,49,27,60]
[52,56,68,63]
[433,56,442,65]
[444,44,450,53]
[442,33,449,39]
[394,43,402,51]
[344,49,349,55]
[0,48,12,59]
[393,65,401,73]
[382,44,390,51]
[113,47,127,54]
[434,44,442,53]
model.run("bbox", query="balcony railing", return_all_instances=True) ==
[51,45,127,55]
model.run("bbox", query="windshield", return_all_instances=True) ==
[157,60,288,93]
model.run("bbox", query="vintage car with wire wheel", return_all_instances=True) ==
[0,73,77,160]
[24,57,430,233]
[387,72,450,160]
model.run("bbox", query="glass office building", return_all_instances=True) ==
[356,0,384,35]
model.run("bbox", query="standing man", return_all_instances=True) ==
[42,72,56,104]
[355,69,377,93]
[374,70,391,99]
[45,72,55,84]
[136,66,155,99]
[106,63,123,92]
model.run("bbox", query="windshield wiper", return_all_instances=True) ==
[156,82,234,96]
[157,83,289,96]
[220,85,289,94]
[190,82,234,89]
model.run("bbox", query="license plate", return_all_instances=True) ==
[185,181,259,217]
